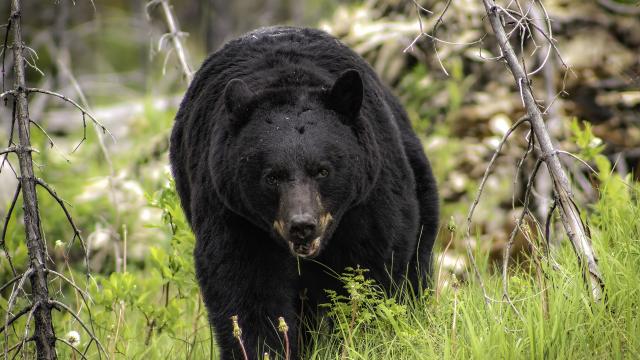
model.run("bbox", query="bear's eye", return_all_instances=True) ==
[317,169,329,178]
[265,175,278,186]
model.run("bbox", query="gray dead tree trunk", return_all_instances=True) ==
[481,0,605,301]
[9,0,57,358]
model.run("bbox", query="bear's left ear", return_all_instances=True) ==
[327,69,363,119]
[224,78,254,117]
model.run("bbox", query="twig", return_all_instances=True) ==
[56,338,89,360]
[146,0,194,82]
[3,268,32,358]
[465,115,529,303]
[49,300,108,358]
[0,305,31,334]
[20,300,41,358]
[502,158,543,318]
[0,89,14,98]
[45,269,91,302]
[482,0,605,301]
[28,119,70,162]
[34,178,89,274]
[25,88,112,139]
[1,183,20,276]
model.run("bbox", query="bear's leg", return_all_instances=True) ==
[195,225,300,359]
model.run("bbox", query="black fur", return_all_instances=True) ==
[169,26,439,359]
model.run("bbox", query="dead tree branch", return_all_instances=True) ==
[26,88,112,138]
[146,0,194,82]
[7,1,58,357]
[49,300,108,358]
[35,178,89,273]
[1,183,20,276]
[3,267,32,358]
[465,115,530,303]
[481,0,605,302]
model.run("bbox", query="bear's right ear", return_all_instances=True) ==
[327,69,363,119]
[224,78,254,117]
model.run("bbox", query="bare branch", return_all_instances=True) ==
[147,0,194,82]
[0,305,31,334]
[56,338,89,360]
[482,0,605,301]
[29,120,70,162]
[1,183,20,276]
[502,158,543,306]
[26,88,113,140]
[0,89,14,98]
[49,300,108,358]
[3,268,32,358]
[464,115,530,303]
[35,178,89,274]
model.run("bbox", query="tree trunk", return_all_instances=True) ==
[9,0,57,358]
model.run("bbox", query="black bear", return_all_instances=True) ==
[170,26,438,359]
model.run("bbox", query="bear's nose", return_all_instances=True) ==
[289,214,317,243]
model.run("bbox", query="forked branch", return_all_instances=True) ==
[146,0,194,82]
[481,0,604,301]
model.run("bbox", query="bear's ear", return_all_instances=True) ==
[224,78,254,116]
[327,69,363,119]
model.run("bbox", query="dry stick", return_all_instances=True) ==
[34,178,89,272]
[147,0,194,82]
[55,338,89,360]
[8,1,58,358]
[481,0,604,301]
[531,2,557,222]
[3,267,32,358]
[502,158,543,319]
[0,272,23,294]
[465,115,530,304]
[49,300,108,358]
[435,227,455,302]
[0,305,31,334]
[0,101,17,177]
[1,183,21,276]
[20,300,41,358]
[0,146,17,155]
[25,88,111,137]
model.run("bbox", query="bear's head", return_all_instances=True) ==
[210,70,381,258]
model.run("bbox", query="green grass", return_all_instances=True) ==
[304,175,640,359]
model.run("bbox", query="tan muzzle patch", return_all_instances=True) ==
[273,219,286,238]
[319,212,333,232]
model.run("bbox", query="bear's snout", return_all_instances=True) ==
[288,214,317,244]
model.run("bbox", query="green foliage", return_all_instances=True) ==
[54,180,213,359]
[569,118,606,162]
[322,267,406,332]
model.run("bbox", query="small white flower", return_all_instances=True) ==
[589,137,603,148]
[66,330,81,346]
[54,240,65,249]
